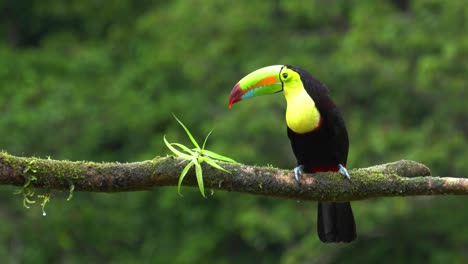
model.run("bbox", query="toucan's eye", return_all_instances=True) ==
[282,72,288,79]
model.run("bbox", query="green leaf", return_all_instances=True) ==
[164,135,193,160]
[204,157,231,173]
[171,143,196,155]
[197,156,205,164]
[201,128,214,150]
[202,150,237,163]
[172,114,200,150]
[194,162,205,197]
[165,115,236,198]
[178,161,194,196]
[67,183,75,201]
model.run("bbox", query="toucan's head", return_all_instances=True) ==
[228,65,302,108]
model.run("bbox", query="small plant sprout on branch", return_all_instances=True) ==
[164,114,237,197]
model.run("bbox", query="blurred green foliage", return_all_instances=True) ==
[0,0,467,263]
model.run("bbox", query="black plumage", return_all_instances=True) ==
[286,65,356,243]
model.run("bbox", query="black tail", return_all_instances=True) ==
[317,202,356,243]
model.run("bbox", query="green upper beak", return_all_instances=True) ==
[228,65,284,108]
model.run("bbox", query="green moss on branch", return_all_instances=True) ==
[1,151,467,202]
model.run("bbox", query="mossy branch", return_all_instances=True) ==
[0,152,467,201]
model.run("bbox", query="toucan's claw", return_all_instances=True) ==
[339,164,351,181]
[294,165,304,183]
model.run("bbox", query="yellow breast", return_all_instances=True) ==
[285,88,321,134]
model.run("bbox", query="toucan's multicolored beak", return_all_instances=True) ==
[228,65,284,108]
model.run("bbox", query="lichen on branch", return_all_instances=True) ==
[0,152,467,203]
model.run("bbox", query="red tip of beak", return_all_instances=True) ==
[228,83,243,108]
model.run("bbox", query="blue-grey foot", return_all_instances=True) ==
[294,165,304,183]
[338,164,351,180]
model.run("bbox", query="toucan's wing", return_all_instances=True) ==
[322,107,349,165]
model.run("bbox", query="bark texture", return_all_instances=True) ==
[0,152,466,201]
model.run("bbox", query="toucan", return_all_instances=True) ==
[228,65,356,243]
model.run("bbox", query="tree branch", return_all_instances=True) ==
[0,152,466,201]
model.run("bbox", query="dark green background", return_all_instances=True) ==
[1,0,467,263]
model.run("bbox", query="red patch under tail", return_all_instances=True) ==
[310,164,346,173]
